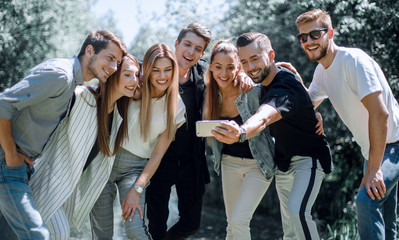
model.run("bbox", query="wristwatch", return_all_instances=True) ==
[238,126,246,143]
[133,184,144,195]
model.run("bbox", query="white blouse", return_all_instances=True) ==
[123,95,186,158]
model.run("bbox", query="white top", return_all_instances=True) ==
[123,95,186,158]
[309,47,399,159]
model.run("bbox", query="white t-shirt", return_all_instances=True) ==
[309,47,399,159]
[123,95,186,158]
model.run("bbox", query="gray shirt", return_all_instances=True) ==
[0,56,83,159]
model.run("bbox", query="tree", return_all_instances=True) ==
[0,0,98,91]
[129,0,232,60]
[219,0,399,92]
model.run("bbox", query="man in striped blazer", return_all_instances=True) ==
[0,30,126,240]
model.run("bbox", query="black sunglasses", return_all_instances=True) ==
[297,28,329,43]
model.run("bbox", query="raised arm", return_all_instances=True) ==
[213,103,281,144]
[241,104,281,139]
[359,91,388,200]
[233,71,253,93]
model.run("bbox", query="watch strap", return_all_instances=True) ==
[239,127,246,143]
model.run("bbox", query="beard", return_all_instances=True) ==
[306,41,329,62]
[88,55,106,83]
[252,64,271,84]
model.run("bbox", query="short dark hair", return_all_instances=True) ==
[77,30,127,58]
[236,32,272,52]
[176,23,212,51]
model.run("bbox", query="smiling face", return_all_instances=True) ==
[210,52,240,90]
[174,32,206,71]
[150,57,173,98]
[114,59,139,99]
[298,21,330,62]
[238,41,271,84]
[87,42,123,83]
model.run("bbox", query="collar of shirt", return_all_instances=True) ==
[72,56,83,85]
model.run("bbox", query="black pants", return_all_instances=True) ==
[146,158,203,240]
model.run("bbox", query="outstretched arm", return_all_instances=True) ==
[213,103,281,144]
[359,91,388,200]
[121,128,174,221]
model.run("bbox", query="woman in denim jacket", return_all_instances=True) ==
[203,40,276,240]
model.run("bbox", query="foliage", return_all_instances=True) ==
[0,0,98,91]
[130,22,174,60]
[2,0,398,237]
[129,0,231,60]
[220,0,399,90]
[216,0,398,234]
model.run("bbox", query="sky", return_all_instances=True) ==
[92,0,167,45]
[91,0,227,47]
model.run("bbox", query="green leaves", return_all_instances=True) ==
[0,0,96,91]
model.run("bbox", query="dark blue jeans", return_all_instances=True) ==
[356,142,399,239]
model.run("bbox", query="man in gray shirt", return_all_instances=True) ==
[0,30,126,239]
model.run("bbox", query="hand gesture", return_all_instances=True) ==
[212,121,241,144]
[359,168,386,200]
[121,189,143,222]
[315,112,324,136]
[5,152,33,166]
[234,72,253,93]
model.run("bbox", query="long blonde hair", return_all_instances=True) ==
[140,44,179,142]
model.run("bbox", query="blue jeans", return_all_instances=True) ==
[0,158,49,240]
[356,142,399,240]
[90,148,152,240]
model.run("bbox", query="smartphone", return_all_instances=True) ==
[196,120,225,137]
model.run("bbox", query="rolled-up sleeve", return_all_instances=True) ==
[0,67,68,120]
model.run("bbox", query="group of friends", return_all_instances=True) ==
[0,8,398,240]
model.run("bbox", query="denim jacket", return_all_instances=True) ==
[205,84,276,180]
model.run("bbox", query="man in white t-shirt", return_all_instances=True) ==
[296,9,399,239]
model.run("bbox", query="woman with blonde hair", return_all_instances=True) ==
[90,43,186,239]
[204,39,275,240]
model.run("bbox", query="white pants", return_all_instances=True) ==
[46,208,70,240]
[221,154,272,240]
[276,156,325,240]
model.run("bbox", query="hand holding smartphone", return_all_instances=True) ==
[196,120,225,137]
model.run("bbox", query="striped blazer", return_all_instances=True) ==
[29,85,122,230]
